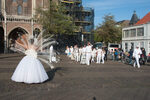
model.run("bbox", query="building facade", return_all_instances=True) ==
[0,0,51,53]
[60,0,94,44]
[122,12,150,55]
[0,0,94,53]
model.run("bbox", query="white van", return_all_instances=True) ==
[108,43,121,53]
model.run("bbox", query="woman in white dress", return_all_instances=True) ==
[11,38,49,84]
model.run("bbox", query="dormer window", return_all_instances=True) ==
[17,5,22,15]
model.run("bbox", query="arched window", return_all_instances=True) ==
[17,5,22,15]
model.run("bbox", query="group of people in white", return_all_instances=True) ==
[65,42,106,65]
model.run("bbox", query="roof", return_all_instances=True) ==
[135,12,150,25]
[116,20,130,27]
[129,11,139,25]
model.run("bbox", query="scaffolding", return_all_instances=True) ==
[60,0,94,43]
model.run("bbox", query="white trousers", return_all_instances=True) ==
[80,53,86,64]
[86,53,91,65]
[78,54,81,62]
[134,57,140,68]
[102,55,105,64]
[91,54,95,62]
[97,55,102,63]
[75,53,79,62]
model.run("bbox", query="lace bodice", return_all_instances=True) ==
[25,49,37,58]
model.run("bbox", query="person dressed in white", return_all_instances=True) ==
[78,47,82,62]
[65,46,70,57]
[101,47,106,64]
[70,46,74,60]
[74,45,79,62]
[80,45,86,64]
[133,45,142,68]
[91,48,96,62]
[96,47,102,64]
[86,42,92,66]
[11,38,48,84]
[49,45,54,63]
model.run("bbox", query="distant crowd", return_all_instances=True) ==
[65,42,106,66]
[65,42,150,68]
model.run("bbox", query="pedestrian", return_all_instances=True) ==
[74,45,79,62]
[78,47,82,62]
[96,47,102,64]
[65,46,70,57]
[101,47,105,64]
[141,48,146,65]
[70,46,74,60]
[80,45,86,64]
[114,49,118,61]
[91,47,96,62]
[104,47,108,61]
[129,49,133,64]
[133,45,142,68]
[86,42,92,66]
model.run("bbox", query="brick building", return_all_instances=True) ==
[0,0,94,53]
[0,0,51,53]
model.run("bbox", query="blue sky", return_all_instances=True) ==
[82,0,150,27]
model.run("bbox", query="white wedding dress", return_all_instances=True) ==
[11,49,49,84]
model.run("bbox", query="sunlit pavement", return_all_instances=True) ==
[0,54,150,100]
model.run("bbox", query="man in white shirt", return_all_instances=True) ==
[70,46,74,60]
[91,48,96,62]
[78,47,82,62]
[80,45,86,64]
[74,45,79,62]
[96,47,102,63]
[86,42,92,66]
[133,45,142,68]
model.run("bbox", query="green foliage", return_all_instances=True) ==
[35,0,77,37]
[94,14,122,44]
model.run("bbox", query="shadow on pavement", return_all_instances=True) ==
[46,67,64,82]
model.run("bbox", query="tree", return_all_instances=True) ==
[94,14,122,44]
[35,0,77,37]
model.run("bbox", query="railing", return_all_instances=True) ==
[0,16,37,23]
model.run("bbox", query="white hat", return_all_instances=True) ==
[136,45,140,47]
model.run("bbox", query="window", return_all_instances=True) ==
[124,30,129,38]
[125,43,128,52]
[109,44,119,48]
[137,28,144,36]
[130,29,136,37]
[12,0,16,2]
[17,5,22,15]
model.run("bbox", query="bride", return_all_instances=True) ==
[11,36,49,84]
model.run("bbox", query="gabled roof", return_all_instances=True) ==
[135,12,150,25]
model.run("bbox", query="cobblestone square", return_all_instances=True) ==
[0,54,150,100]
